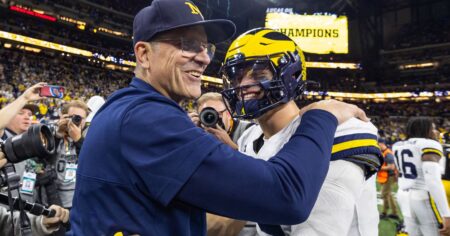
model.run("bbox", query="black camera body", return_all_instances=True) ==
[69,115,82,126]
[0,124,56,188]
[0,162,20,189]
[199,107,220,128]
[0,124,55,164]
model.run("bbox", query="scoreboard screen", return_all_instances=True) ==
[266,13,349,54]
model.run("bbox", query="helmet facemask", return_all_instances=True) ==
[221,51,305,119]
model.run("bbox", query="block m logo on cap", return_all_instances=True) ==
[185,2,203,17]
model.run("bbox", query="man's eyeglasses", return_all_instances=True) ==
[154,38,216,60]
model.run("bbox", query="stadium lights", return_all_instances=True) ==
[9,5,56,22]
[18,45,41,53]
[0,31,92,57]
[58,16,86,30]
[302,91,450,101]
[105,64,131,72]
[306,61,360,69]
[92,53,136,67]
[201,75,223,84]
[0,31,135,66]
[95,27,129,38]
[399,62,437,70]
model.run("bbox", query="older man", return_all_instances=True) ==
[70,0,369,235]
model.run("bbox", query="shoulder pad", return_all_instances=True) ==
[418,138,444,157]
[332,118,381,161]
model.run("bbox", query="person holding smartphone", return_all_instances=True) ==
[0,82,71,235]
[0,82,46,136]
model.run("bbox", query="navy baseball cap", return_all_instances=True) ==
[133,0,236,45]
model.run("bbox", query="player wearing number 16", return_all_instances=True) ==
[393,117,450,236]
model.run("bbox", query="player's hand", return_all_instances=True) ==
[21,82,47,102]
[205,125,238,150]
[0,151,6,169]
[42,205,69,229]
[440,217,450,236]
[188,112,200,126]
[299,99,369,124]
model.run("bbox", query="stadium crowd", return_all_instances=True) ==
[389,18,450,50]
[0,11,134,61]
[0,48,129,119]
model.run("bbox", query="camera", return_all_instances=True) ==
[69,115,82,126]
[0,163,20,189]
[0,124,55,188]
[199,107,227,130]
[199,107,220,128]
[0,124,56,164]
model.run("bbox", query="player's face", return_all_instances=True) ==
[236,66,274,101]
[148,26,211,102]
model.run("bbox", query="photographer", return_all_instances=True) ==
[189,92,253,150]
[0,82,46,138]
[0,83,47,202]
[0,82,70,235]
[54,100,88,209]
[0,151,70,235]
[190,93,254,235]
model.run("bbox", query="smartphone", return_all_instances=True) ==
[40,85,65,98]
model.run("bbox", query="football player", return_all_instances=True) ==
[393,117,450,236]
[221,28,383,236]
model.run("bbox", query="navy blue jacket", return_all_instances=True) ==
[69,78,337,235]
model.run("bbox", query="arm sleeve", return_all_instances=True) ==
[0,207,56,236]
[423,161,450,217]
[177,110,337,225]
[0,207,15,236]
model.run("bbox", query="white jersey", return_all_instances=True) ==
[238,116,300,161]
[237,116,380,236]
[392,138,444,191]
[238,116,380,165]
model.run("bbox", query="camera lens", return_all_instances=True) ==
[199,107,219,128]
[71,115,82,126]
[1,124,56,163]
